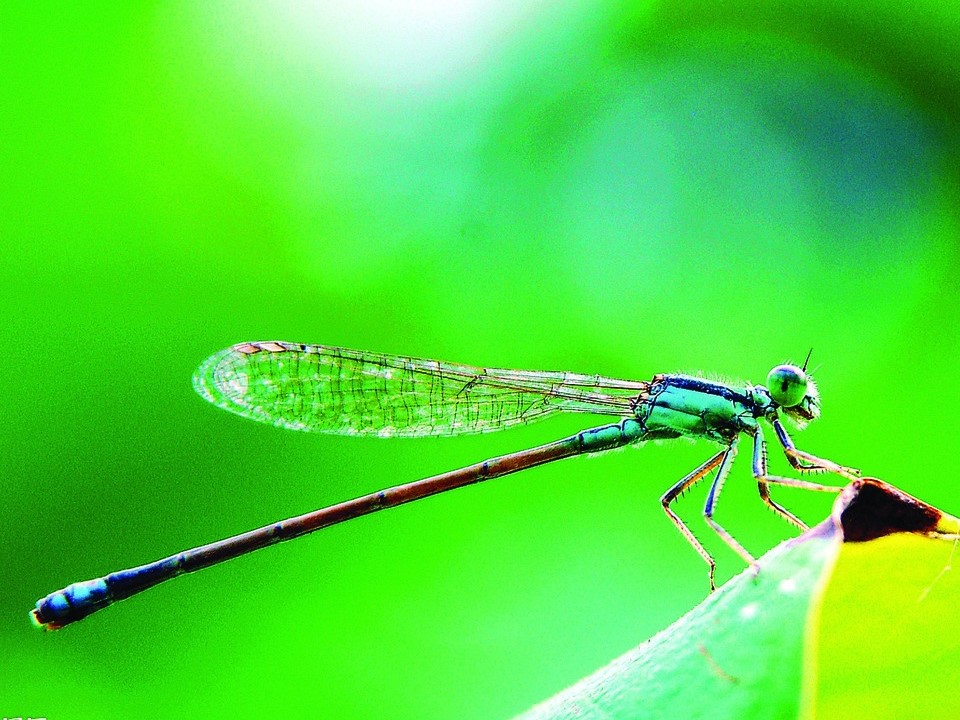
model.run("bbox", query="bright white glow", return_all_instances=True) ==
[739,602,759,620]
[778,578,798,595]
[248,0,538,90]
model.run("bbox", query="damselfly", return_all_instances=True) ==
[33,342,856,629]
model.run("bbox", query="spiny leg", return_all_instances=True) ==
[751,426,809,531]
[771,417,859,479]
[702,441,758,575]
[660,448,727,590]
[750,421,847,548]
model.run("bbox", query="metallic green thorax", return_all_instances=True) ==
[639,375,770,444]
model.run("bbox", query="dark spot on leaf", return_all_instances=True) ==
[839,479,942,542]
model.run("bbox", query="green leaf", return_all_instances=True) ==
[516,480,960,720]
[806,533,960,719]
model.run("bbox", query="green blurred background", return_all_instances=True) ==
[3,2,959,718]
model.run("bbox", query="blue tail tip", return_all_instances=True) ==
[32,579,110,631]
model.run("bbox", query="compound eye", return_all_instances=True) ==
[766,364,808,408]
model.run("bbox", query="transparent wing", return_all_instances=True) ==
[193,341,649,437]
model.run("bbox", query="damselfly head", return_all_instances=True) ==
[766,364,820,425]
